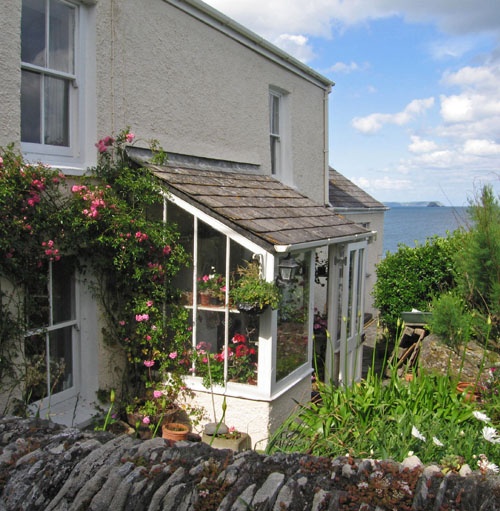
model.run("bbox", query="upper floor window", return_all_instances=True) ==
[269,87,292,185]
[21,0,96,170]
[21,0,76,148]
[269,90,281,176]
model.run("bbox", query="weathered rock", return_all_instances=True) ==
[419,334,500,383]
[0,416,499,510]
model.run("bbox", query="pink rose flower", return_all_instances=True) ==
[142,416,150,424]
[153,390,163,399]
[169,351,178,360]
[143,360,155,368]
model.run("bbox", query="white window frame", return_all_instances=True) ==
[269,87,292,186]
[25,260,80,409]
[21,0,97,173]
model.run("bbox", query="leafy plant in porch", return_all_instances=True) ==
[229,259,281,312]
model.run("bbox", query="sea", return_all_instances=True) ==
[382,206,469,255]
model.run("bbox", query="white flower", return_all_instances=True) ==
[473,411,491,423]
[411,426,426,442]
[482,426,500,444]
[432,436,444,447]
[478,454,500,474]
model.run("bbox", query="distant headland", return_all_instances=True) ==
[384,201,444,208]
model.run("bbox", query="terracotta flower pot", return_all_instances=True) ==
[198,291,212,306]
[162,422,189,442]
[456,382,483,402]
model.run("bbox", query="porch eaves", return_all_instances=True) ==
[149,163,371,254]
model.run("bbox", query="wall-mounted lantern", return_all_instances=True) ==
[277,254,300,284]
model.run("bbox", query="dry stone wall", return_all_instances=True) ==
[0,416,499,510]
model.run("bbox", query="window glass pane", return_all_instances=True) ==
[193,311,259,386]
[52,259,75,323]
[25,269,50,330]
[167,201,194,295]
[277,253,309,381]
[197,220,226,299]
[49,0,75,73]
[49,325,73,393]
[25,333,48,403]
[270,94,280,135]
[228,311,259,385]
[44,75,69,146]
[21,70,42,144]
[21,0,46,66]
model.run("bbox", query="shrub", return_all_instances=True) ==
[455,185,500,342]
[428,293,473,351]
[373,231,464,334]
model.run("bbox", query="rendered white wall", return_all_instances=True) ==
[186,374,311,450]
[0,1,21,149]
[94,0,327,203]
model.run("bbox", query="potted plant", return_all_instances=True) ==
[229,260,281,314]
[162,421,190,442]
[201,422,251,452]
[197,267,226,305]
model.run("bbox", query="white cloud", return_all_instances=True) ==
[352,175,412,192]
[408,135,438,153]
[440,95,474,122]
[272,34,316,63]
[442,65,499,91]
[463,139,500,156]
[328,61,367,74]
[352,98,434,134]
[205,0,500,42]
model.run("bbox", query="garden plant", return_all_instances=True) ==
[0,129,199,434]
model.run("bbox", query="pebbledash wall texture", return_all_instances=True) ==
[1,416,499,510]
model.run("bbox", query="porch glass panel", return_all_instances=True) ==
[276,252,309,381]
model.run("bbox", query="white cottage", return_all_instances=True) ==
[0,0,374,447]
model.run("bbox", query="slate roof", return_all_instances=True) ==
[329,168,387,210]
[149,164,370,253]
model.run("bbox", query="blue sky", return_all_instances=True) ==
[204,0,500,206]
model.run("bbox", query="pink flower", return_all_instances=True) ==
[146,300,153,307]
[153,390,163,399]
[135,314,149,322]
[135,231,148,242]
[143,360,155,367]
[163,245,171,255]
[125,132,135,142]
[0,156,3,167]
[119,320,126,326]
[169,351,178,360]
[95,136,115,153]
[142,416,150,424]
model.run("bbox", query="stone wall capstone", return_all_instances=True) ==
[0,416,499,510]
